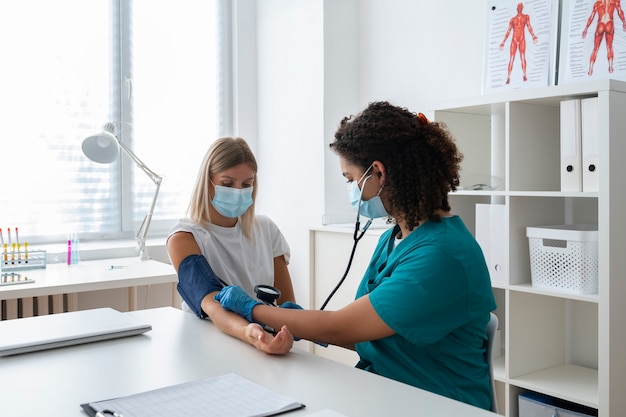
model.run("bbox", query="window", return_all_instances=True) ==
[0,0,229,244]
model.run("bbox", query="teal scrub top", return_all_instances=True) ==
[354,216,497,410]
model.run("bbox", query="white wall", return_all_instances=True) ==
[253,0,326,306]
[358,0,486,110]
[236,0,486,307]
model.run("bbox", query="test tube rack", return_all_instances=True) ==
[1,272,36,286]
[1,249,46,272]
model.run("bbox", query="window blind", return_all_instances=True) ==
[0,0,227,244]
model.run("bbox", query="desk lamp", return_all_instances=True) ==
[82,123,162,261]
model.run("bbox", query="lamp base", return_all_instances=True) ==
[139,247,150,261]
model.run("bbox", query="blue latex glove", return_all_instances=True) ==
[214,285,262,323]
[177,254,224,319]
[280,301,303,310]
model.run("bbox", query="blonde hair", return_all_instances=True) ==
[187,137,258,239]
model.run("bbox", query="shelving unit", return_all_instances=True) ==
[434,79,626,417]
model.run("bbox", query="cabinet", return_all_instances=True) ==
[432,80,626,417]
[309,225,388,366]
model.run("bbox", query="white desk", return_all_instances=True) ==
[0,257,177,311]
[0,307,497,417]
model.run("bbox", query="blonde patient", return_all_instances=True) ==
[167,137,296,354]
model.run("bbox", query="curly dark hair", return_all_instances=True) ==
[330,101,463,231]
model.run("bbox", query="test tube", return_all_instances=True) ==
[71,232,80,265]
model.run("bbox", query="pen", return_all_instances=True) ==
[0,228,4,247]
[7,228,11,249]
[15,227,19,246]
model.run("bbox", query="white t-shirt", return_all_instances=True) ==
[167,215,290,297]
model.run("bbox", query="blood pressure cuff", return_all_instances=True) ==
[176,254,224,319]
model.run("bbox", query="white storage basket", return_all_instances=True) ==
[526,224,598,294]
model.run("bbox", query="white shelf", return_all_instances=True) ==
[433,82,626,416]
[434,79,626,111]
[452,190,599,198]
[511,364,598,409]
[509,283,598,303]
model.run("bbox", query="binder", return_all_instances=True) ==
[581,97,599,192]
[475,204,506,284]
[560,99,582,192]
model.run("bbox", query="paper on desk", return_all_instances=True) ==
[305,410,350,417]
[84,373,304,417]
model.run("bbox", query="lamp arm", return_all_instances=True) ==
[115,138,163,261]
[117,139,163,185]
[135,179,161,260]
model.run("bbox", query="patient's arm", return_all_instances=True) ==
[167,231,294,355]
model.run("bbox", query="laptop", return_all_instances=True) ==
[0,307,152,357]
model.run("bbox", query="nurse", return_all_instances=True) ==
[206,102,496,410]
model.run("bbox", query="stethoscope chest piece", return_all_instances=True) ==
[254,284,281,306]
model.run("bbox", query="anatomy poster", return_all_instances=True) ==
[559,0,626,84]
[483,0,559,93]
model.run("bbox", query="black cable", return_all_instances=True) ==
[320,219,371,310]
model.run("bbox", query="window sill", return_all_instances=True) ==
[35,237,170,265]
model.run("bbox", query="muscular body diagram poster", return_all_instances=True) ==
[483,0,558,93]
[559,0,626,84]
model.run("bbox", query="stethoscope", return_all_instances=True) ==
[252,178,374,311]
[254,284,282,306]
[251,284,283,335]
[319,214,371,310]
[320,174,375,309]
[250,211,371,312]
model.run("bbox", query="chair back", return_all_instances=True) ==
[486,312,499,413]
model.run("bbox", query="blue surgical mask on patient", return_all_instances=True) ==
[346,165,389,219]
[211,184,254,218]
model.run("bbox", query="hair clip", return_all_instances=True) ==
[416,113,430,126]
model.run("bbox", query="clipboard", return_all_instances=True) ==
[81,373,305,417]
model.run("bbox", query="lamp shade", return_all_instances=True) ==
[82,129,120,164]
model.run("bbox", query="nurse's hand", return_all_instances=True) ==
[280,301,303,310]
[215,285,262,322]
[245,323,294,355]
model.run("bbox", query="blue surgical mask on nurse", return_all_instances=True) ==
[347,164,389,219]
[211,183,254,218]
